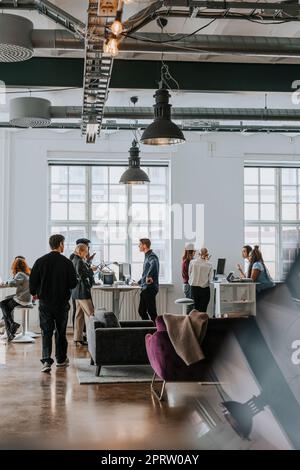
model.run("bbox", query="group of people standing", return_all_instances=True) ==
[182,243,275,314]
[0,234,160,373]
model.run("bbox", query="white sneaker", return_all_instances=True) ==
[41,362,52,373]
[56,357,70,368]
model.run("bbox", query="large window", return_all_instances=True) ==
[49,164,170,283]
[244,166,300,280]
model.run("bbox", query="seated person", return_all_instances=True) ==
[248,245,275,295]
[0,257,32,341]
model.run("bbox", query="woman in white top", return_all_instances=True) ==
[189,248,213,312]
[237,245,252,279]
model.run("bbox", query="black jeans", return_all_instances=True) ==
[0,296,18,334]
[39,301,69,365]
[138,288,158,322]
[191,286,210,312]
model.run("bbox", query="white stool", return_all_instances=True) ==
[12,305,35,343]
[175,298,194,315]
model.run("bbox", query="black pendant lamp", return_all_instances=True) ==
[119,140,150,185]
[140,86,185,146]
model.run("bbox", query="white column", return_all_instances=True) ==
[0,130,11,278]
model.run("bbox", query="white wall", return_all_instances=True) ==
[2,128,300,312]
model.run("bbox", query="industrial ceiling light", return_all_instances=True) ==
[103,36,119,57]
[119,140,150,184]
[0,14,34,62]
[140,86,185,146]
[86,119,99,144]
[9,97,51,127]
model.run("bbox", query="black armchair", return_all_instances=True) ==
[86,315,156,376]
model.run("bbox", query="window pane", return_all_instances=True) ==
[149,167,165,184]
[149,185,167,202]
[282,226,298,245]
[131,224,149,242]
[68,227,86,245]
[150,204,166,221]
[109,245,126,262]
[266,262,275,279]
[92,167,108,184]
[69,185,85,202]
[51,185,68,202]
[131,203,148,221]
[109,225,127,243]
[260,226,276,244]
[260,168,275,185]
[260,186,275,203]
[131,246,145,263]
[282,186,297,203]
[51,166,68,184]
[132,186,148,202]
[50,226,68,239]
[69,167,85,184]
[245,204,258,220]
[109,167,125,184]
[92,185,108,202]
[282,168,297,185]
[150,224,164,240]
[69,203,85,220]
[51,203,67,220]
[244,185,258,203]
[260,244,275,262]
[282,204,297,220]
[91,225,108,244]
[260,204,275,221]
[93,244,109,263]
[245,226,259,244]
[244,168,258,184]
[110,185,126,202]
[109,203,126,221]
[92,203,108,220]
[131,263,143,282]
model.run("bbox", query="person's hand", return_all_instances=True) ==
[87,252,96,262]
[237,263,243,272]
[91,265,98,272]
[146,276,153,285]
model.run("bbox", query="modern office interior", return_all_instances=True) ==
[1,0,300,452]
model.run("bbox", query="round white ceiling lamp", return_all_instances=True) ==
[9,97,51,127]
[0,14,34,62]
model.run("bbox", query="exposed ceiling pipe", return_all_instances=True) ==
[45,106,300,122]
[30,30,300,59]
[120,34,300,57]
[31,30,84,50]
[3,121,300,133]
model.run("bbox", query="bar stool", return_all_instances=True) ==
[12,305,35,343]
[175,298,194,315]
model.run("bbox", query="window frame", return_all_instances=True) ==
[48,162,171,283]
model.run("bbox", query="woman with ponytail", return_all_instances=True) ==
[248,245,275,294]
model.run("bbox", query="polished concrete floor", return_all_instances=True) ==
[0,331,204,450]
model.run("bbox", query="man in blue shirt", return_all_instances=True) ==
[138,238,159,322]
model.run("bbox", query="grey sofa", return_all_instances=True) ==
[86,312,156,376]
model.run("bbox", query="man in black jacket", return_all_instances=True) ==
[138,238,159,322]
[30,234,77,373]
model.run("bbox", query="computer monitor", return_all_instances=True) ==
[216,258,226,275]
[119,263,131,281]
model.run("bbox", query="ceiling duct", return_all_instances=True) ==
[9,97,51,127]
[0,14,34,62]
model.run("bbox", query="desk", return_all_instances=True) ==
[212,282,256,318]
[92,285,141,319]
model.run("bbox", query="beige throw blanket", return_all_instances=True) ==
[163,310,209,365]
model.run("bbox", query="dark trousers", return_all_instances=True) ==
[138,289,158,322]
[0,296,18,334]
[39,301,69,365]
[183,283,194,314]
[191,286,211,312]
